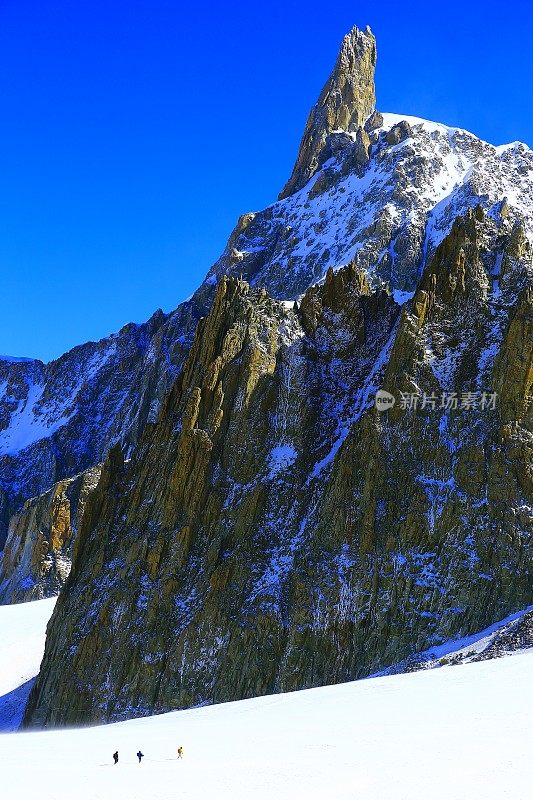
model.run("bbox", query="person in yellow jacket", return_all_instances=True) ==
[177,746,184,759]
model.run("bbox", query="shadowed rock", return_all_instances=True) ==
[0,465,102,604]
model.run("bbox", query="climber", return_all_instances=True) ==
[113,751,119,765]
[137,750,144,764]
[177,746,184,759]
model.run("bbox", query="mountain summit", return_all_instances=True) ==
[280,25,377,199]
[0,26,530,729]
[0,26,531,558]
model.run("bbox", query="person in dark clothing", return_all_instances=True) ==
[137,751,144,764]
[113,751,119,765]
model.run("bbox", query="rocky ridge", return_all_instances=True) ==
[380,606,533,674]
[0,24,530,729]
[1,26,532,561]
[23,203,533,726]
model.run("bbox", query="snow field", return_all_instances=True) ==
[0,598,532,799]
[0,597,56,730]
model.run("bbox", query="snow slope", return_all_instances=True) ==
[378,607,533,676]
[1,599,532,799]
[206,112,533,299]
[0,597,55,731]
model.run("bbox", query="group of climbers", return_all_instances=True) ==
[112,746,183,764]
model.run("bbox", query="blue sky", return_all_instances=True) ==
[1,0,532,361]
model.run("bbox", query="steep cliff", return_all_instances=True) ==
[0,23,530,729]
[279,25,377,199]
[2,26,532,559]
[24,206,532,726]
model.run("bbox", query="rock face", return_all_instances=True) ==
[2,31,533,559]
[0,25,531,729]
[279,25,377,199]
[0,301,207,550]
[24,206,533,727]
[0,465,101,604]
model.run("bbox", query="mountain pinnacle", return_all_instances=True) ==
[279,25,377,200]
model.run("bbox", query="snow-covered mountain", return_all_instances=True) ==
[1,598,532,799]
[1,30,531,555]
[0,308,197,547]
[203,112,533,299]
[0,25,531,731]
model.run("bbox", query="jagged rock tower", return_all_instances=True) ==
[279,25,377,198]
[0,24,529,729]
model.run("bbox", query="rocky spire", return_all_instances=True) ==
[279,25,377,200]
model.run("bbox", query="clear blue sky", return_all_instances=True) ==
[1,0,532,361]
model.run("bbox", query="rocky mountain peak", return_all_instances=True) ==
[279,25,376,199]
[0,21,528,732]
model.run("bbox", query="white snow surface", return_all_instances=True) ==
[1,599,532,799]
[0,597,56,730]
[0,343,117,456]
[0,598,56,697]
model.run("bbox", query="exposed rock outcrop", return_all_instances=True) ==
[2,30,533,556]
[0,465,101,604]
[23,211,533,728]
[386,120,412,145]
[364,110,384,132]
[279,25,376,199]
